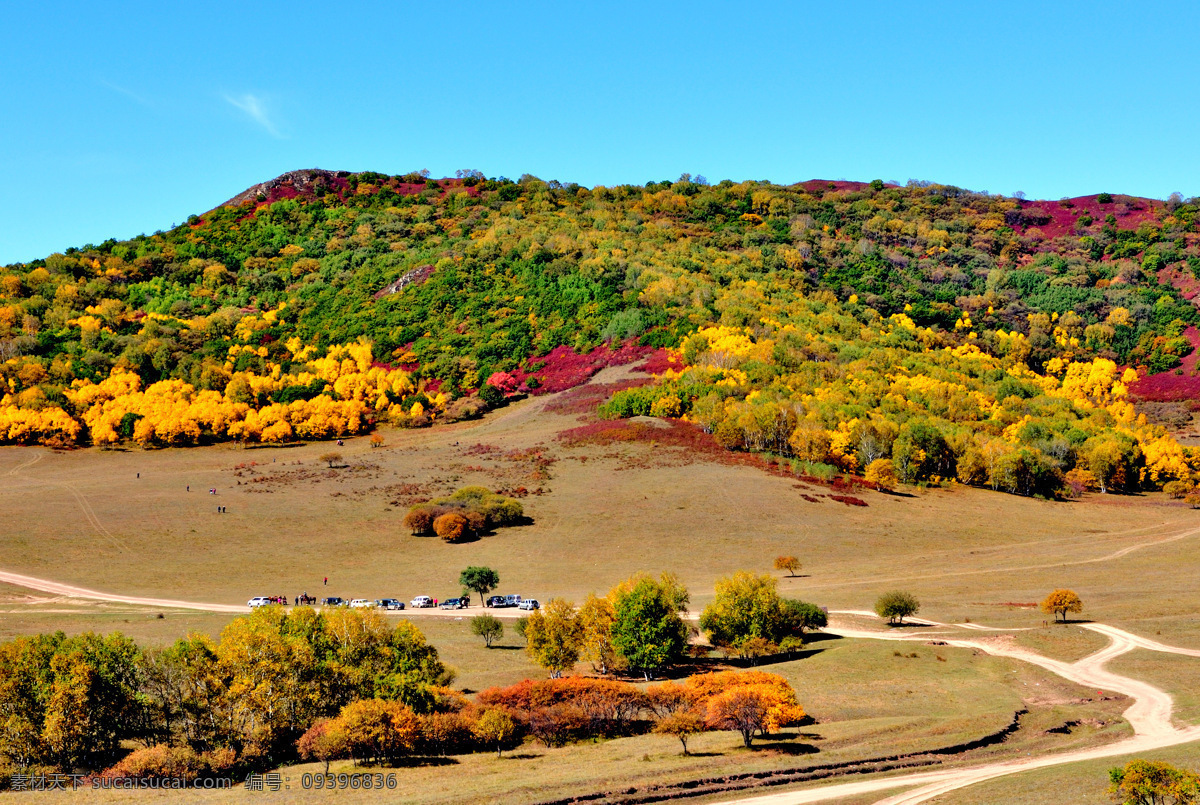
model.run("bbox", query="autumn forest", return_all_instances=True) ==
[2,169,1199,499]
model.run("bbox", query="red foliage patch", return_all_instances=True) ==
[1128,326,1200,402]
[632,349,680,376]
[795,179,876,194]
[542,379,654,416]
[1159,266,1200,302]
[829,494,868,507]
[1009,194,1161,240]
[513,341,659,395]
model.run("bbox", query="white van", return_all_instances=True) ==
[410,596,433,608]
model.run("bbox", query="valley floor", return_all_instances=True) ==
[2,361,1199,803]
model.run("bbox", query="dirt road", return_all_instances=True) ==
[715,616,1200,805]
[0,569,534,618]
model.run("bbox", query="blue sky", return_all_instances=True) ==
[3,1,1198,263]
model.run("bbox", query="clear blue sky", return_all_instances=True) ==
[3,1,1198,264]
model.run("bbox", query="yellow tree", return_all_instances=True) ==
[772,556,801,577]
[1040,589,1083,623]
[524,598,583,678]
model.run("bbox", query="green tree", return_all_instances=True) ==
[610,576,688,680]
[524,598,583,678]
[781,599,827,634]
[459,566,500,607]
[470,614,504,648]
[700,571,789,648]
[874,591,920,625]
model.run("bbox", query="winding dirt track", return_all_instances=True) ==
[0,570,535,618]
[714,617,1200,805]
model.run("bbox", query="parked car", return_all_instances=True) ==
[439,597,468,610]
[349,599,374,609]
[376,598,405,610]
[320,596,344,607]
[486,595,507,608]
[410,596,433,608]
[504,594,523,607]
[517,599,540,611]
[247,596,272,608]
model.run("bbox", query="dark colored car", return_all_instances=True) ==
[376,598,405,610]
[320,596,344,607]
[439,597,469,609]
[486,595,507,608]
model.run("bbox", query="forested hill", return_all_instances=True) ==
[1,169,1198,497]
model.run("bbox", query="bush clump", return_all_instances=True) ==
[404,486,526,541]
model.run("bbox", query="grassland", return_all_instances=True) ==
[2,365,1199,803]
[2,365,1197,643]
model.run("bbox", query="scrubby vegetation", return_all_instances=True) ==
[0,607,804,783]
[0,607,449,778]
[2,169,1199,497]
[403,487,525,541]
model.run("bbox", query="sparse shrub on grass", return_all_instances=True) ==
[319,452,342,467]
[875,590,920,625]
[653,710,705,755]
[471,614,504,647]
[1164,479,1192,499]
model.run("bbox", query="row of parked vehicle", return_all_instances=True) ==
[486,594,541,610]
[247,594,541,611]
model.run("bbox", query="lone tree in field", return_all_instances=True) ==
[1041,589,1084,623]
[875,591,920,625]
[470,614,504,647]
[319,452,343,468]
[773,556,801,577]
[460,566,500,606]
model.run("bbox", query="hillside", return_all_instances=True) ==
[1,169,1198,497]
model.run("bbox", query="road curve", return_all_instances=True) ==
[716,618,1200,805]
[4,569,1199,803]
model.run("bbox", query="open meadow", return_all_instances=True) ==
[2,363,1199,803]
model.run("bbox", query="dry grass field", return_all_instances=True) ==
[2,363,1199,803]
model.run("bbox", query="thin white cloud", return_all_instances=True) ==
[98,79,151,106]
[223,93,282,138]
